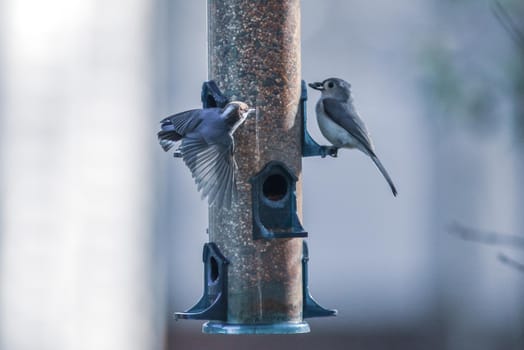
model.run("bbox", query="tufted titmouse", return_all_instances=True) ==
[158,101,255,207]
[309,78,397,196]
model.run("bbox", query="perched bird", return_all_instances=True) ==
[309,78,397,196]
[158,101,255,207]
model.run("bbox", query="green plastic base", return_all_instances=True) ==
[202,321,310,335]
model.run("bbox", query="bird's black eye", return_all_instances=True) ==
[327,82,334,89]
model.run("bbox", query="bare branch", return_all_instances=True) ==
[492,1,524,51]
[448,222,524,249]
[498,253,524,273]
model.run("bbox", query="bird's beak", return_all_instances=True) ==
[308,81,324,91]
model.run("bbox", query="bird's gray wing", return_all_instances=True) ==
[323,98,398,196]
[180,136,237,208]
[158,109,203,151]
[322,98,376,156]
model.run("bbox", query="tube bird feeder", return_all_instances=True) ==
[174,0,336,334]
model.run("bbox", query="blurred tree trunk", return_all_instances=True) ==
[0,1,157,350]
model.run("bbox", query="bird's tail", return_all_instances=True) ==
[371,155,397,196]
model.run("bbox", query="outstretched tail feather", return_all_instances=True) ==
[371,155,397,196]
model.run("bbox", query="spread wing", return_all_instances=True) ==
[180,136,237,208]
[158,109,203,151]
[322,98,376,156]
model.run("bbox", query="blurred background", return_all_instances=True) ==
[1,0,523,349]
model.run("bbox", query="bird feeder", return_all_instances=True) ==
[173,0,336,334]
